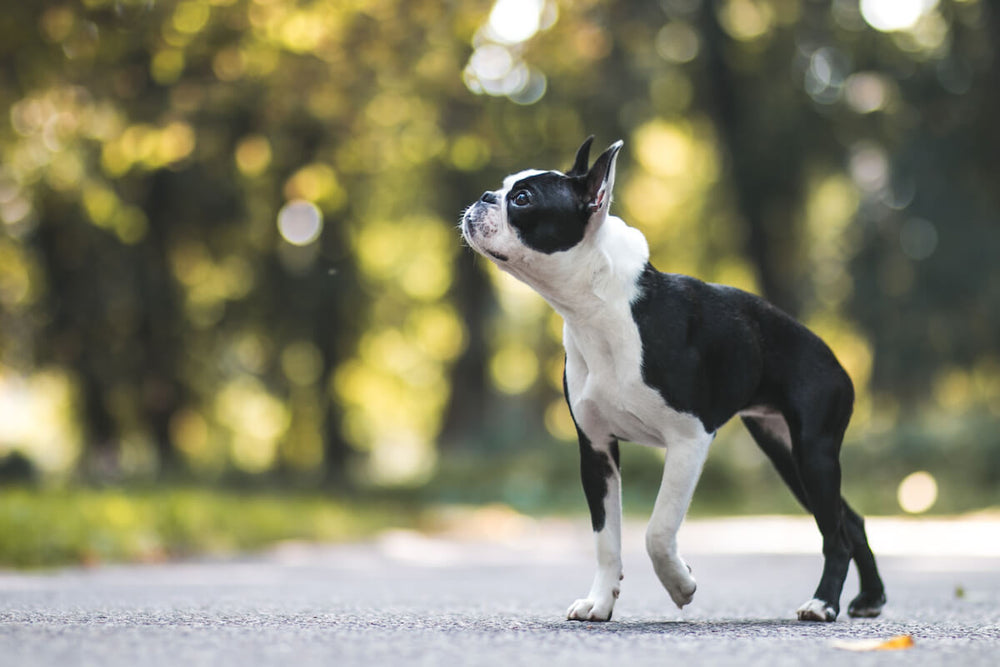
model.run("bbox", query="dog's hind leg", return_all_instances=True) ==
[645,429,713,610]
[742,413,886,619]
[783,380,856,622]
[566,429,623,622]
[842,501,886,618]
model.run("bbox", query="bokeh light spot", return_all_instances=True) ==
[718,0,774,42]
[897,471,938,514]
[277,200,323,246]
[488,0,544,44]
[656,22,700,63]
[849,142,890,193]
[235,135,272,176]
[861,0,938,33]
[173,1,211,35]
[508,68,547,105]
[545,399,577,441]
[845,72,889,113]
[281,341,324,386]
[469,44,514,81]
[490,344,539,394]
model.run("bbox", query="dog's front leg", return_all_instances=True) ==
[566,432,622,622]
[646,431,713,610]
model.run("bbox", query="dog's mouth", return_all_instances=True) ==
[486,250,508,262]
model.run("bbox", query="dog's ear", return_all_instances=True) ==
[566,136,594,178]
[583,140,623,216]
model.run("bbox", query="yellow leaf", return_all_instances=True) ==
[831,635,914,652]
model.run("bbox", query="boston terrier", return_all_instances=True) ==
[460,137,886,623]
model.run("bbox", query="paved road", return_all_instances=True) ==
[1,516,998,666]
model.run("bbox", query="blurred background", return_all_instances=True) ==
[0,0,998,566]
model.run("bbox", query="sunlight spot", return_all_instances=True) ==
[281,341,324,386]
[509,68,547,105]
[235,136,271,176]
[848,142,889,193]
[0,369,81,475]
[635,121,694,179]
[464,0,556,104]
[159,121,196,164]
[845,72,889,113]
[805,47,848,105]
[368,433,437,486]
[860,0,938,32]
[284,163,346,209]
[470,43,514,80]
[151,50,185,85]
[656,22,700,63]
[545,399,577,441]
[490,344,539,394]
[169,408,210,461]
[277,200,323,246]
[488,0,545,44]
[173,0,211,35]
[718,0,774,42]
[897,471,938,514]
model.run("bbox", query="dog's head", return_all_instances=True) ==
[461,137,623,269]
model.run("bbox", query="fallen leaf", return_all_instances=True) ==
[831,635,915,652]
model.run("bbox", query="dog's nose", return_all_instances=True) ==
[480,191,498,205]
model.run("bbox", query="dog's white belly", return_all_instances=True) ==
[564,319,705,447]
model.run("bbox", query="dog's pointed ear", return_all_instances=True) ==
[584,140,623,216]
[566,136,594,177]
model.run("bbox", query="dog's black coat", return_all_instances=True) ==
[628,261,886,617]
[630,264,853,434]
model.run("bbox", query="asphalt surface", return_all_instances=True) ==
[1,516,999,666]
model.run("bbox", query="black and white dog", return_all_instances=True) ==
[460,137,886,623]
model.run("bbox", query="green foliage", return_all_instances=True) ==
[0,486,415,568]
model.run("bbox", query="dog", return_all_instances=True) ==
[460,137,887,622]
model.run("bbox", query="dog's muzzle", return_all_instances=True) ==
[461,202,508,262]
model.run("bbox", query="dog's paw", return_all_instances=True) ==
[796,598,837,622]
[666,569,697,609]
[566,596,615,622]
[650,554,697,609]
[847,591,886,618]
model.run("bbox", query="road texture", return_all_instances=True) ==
[1,514,998,666]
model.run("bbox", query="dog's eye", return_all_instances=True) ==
[512,190,531,207]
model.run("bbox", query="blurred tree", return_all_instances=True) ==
[0,0,996,503]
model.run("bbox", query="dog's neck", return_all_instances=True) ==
[503,216,650,325]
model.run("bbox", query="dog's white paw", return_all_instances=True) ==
[650,554,697,608]
[796,598,837,622]
[567,596,615,622]
[666,569,697,609]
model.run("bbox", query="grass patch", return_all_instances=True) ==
[0,487,419,569]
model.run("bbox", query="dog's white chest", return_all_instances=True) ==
[563,313,703,447]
